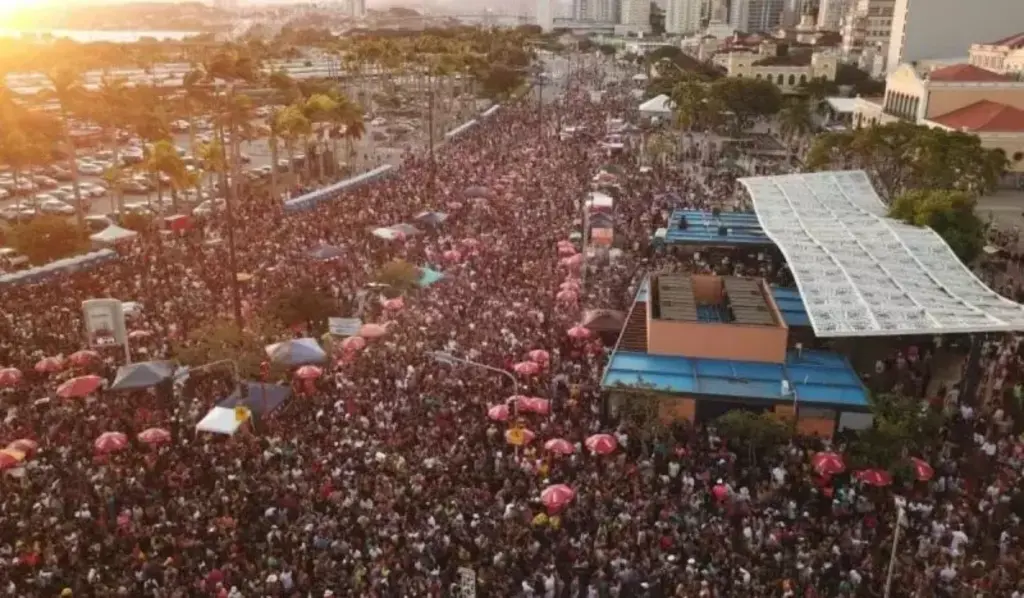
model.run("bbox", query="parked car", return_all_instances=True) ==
[85,215,113,232]
[122,180,150,194]
[80,183,107,198]
[77,162,104,176]
[39,199,76,215]
[32,175,58,188]
[192,197,226,217]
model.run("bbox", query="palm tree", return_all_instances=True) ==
[93,73,130,212]
[0,111,54,221]
[266,108,283,202]
[145,140,187,213]
[779,99,814,150]
[331,93,364,175]
[275,104,311,194]
[182,68,210,163]
[303,93,339,182]
[46,67,87,227]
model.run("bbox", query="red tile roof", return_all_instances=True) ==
[927,63,1013,82]
[984,32,1024,49]
[930,100,1024,132]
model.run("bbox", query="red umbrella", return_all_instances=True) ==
[560,254,584,267]
[540,484,575,510]
[585,433,618,455]
[487,404,510,422]
[68,350,100,367]
[7,439,37,455]
[811,451,846,476]
[94,432,129,454]
[543,438,575,455]
[358,323,387,339]
[712,483,729,501]
[0,368,22,388]
[339,336,365,352]
[295,366,323,380]
[527,349,550,365]
[382,297,405,311]
[443,249,463,262]
[559,280,580,293]
[910,457,934,482]
[558,245,577,257]
[855,468,893,487]
[56,375,104,398]
[513,361,541,376]
[34,356,65,374]
[0,449,26,470]
[138,428,172,446]
[516,397,551,415]
[567,326,592,340]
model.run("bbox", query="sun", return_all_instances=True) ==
[0,0,51,26]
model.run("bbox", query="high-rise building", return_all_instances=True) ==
[619,0,652,30]
[816,0,848,30]
[730,0,785,32]
[887,0,1024,74]
[575,0,619,21]
[666,0,703,34]
[350,0,366,18]
[537,0,554,31]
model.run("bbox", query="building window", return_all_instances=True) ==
[788,74,796,86]
[1014,151,1024,162]
[777,73,784,84]
[799,74,807,85]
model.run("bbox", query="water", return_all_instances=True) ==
[0,29,201,43]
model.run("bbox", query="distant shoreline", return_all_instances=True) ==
[0,29,208,43]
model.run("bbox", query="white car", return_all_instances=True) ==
[39,199,75,215]
[370,117,387,127]
[0,188,9,201]
[80,184,106,198]
[77,162,104,176]
[33,193,57,204]
[192,198,226,216]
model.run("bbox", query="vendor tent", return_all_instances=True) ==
[217,381,291,415]
[586,192,614,211]
[196,407,243,435]
[109,360,176,391]
[265,338,327,366]
[90,225,139,245]
[639,94,674,117]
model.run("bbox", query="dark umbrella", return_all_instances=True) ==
[414,211,448,226]
[308,244,344,261]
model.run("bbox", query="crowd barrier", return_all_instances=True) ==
[283,164,398,213]
[0,249,118,288]
[481,104,500,119]
[443,119,478,141]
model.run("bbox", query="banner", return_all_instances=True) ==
[328,317,362,337]
[82,298,127,348]
[457,567,476,598]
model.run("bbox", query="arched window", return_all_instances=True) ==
[754,73,761,79]
[799,74,807,85]
[788,74,796,86]
[777,73,784,85]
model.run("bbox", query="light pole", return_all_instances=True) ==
[883,506,906,598]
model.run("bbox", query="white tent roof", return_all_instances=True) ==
[825,97,857,114]
[739,170,1024,337]
[638,94,675,116]
[90,225,138,244]
[586,191,614,209]
[196,406,242,436]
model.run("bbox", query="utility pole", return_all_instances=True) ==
[427,72,436,197]
[220,84,244,332]
[536,71,544,138]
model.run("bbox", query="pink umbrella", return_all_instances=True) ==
[56,375,104,398]
[540,484,575,510]
[34,356,65,374]
[461,238,480,248]
[855,469,893,487]
[7,439,38,455]
[68,350,100,367]
[567,325,592,340]
[559,280,580,293]
[559,254,584,267]
[910,457,934,482]
[295,365,323,380]
[128,329,152,340]
[138,428,172,446]
[443,249,462,262]
[558,245,577,257]
[382,297,405,311]
[712,482,729,501]
[517,397,551,415]
[513,361,541,376]
[0,368,22,388]
[556,290,578,304]
[544,438,574,455]
[94,432,129,454]
[527,349,550,365]
[811,451,846,476]
[585,433,618,455]
[341,336,367,351]
[505,427,535,445]
[487,404,510,422]
[359,323,387,339]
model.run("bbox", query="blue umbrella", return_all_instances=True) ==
[265,338,328,366]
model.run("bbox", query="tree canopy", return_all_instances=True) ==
[805,122,1007,199]
[173,316,284,379]
[376,259,420,291]
[889,189,986,262]
[7,216,90,265]
[265,283,340,332]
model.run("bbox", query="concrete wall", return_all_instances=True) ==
[647,317,789,362]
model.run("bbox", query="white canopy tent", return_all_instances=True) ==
[90,225,138,245]
[586,191,614,211]
[196,407,242,436]
[638,94,675,117]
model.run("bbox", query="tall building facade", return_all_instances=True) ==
[620,0,652,28]
[887,0,1024,74]
[730,0,785,32]
[840,0,893,66]
[666,0,703,34]
[537,0,554,31]
[575,0,619,21]
[349,0,366,18]
[817,0,849,30]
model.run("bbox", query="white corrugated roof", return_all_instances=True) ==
[825,97,857,113]
[739,170,1024,337]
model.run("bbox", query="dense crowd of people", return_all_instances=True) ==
[0,60,1022,598]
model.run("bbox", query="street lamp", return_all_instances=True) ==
[883,504,906,598]
[428,351,519,396]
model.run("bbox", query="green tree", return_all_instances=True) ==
[889,189,986,262]
[303,93,339,182]
[375,259,419,291]
[476,64,525,100]
[8,215,89,265]
[805,122,1007,198]
[846,393,944,471]
[45,66,87,228]
[145,140,188,213]
[275,104,312,190]
[715,410,789,461]
[173,316,284,379]
[709,78,783,135]
[266,283,339,332]
[778,98,814,144]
